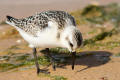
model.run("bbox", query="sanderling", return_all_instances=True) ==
[6,10,83,74]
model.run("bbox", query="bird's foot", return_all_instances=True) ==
[37,68,50,75]
[52,60,56,71]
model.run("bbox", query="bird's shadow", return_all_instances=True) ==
[41,50,112,72]
[75,51,112,72]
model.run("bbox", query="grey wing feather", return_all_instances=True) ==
[13,11,76,36]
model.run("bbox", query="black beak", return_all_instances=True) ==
[72,52,76,70]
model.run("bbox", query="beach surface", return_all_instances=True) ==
[0,0,120,22]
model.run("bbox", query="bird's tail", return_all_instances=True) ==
[6,15,20,27]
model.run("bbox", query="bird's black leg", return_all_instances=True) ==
[46,48,56,71]
[32,48,40,74]
[72,51,76,70]
[33,48,50,74]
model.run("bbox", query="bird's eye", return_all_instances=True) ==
[69,42,73,48]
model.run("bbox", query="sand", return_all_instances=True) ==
[0,0,120,22]
[0,0,120,80]
[0,24,120,80]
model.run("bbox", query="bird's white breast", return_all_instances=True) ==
[18,21,63,48]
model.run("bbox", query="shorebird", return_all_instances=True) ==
[6,10,83,74]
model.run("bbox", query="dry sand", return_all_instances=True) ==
[0,0,120,22]
[0,0,120,80]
